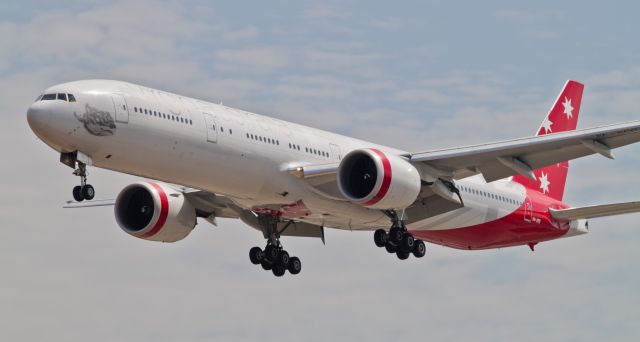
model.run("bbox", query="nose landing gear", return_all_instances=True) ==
[374,210,426,260]
[71,162,95,202]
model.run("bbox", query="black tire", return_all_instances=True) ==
[278,250,290,266]
[288,257,301,275]
[81,184,95,200]
[272,264,286,277]
[396,250,410,260]
[261,259,273,270]
[413,240,426,258]
[401,233,415,252]
[385,243,397,254]
[264,245,279,262]
[72,186,84,202]
[388,227,403,246]
[249,246,263,265]
[374,229,388,247]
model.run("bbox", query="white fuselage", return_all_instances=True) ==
[27,80,530,232]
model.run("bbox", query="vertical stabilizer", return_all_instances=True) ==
[512,80,584,201]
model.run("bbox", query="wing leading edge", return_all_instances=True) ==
[410,120,640,182]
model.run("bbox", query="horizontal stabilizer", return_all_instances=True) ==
[550,201,640,220]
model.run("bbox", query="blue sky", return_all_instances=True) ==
[2,1,640,341]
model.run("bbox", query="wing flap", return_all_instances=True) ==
[550,201,640,220]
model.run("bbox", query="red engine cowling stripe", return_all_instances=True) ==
[140,182,169,238]
[363,149,392,206]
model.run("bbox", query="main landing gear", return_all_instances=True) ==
[373,210,426,260]
[71,162,95,202]
[248,215,302,277]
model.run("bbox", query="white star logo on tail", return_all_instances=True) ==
[540,116,553,134]
[562,97,574,119]
[539,171,550,194]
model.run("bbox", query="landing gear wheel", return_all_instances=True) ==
[264,245,279,262]
[385,243,397,254]
[413,240,426,258]
[374,229,388,247]
[388,227,403,246]
[278,250,290,266]
[72,186,83,202]
[288,257,302,275]
[396,250,410,260]
[272,263,286,277]
[261,259,273,271]
[81,184,95,200]
[249,247,263,265]
[401,233,415,252]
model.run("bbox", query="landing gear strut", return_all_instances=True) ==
[248,214,302,277]
[373,210,426,259]
[72,162,95,202]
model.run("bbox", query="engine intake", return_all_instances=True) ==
[338,148,421,209]
[115,182,196,242]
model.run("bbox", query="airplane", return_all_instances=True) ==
[26,79,640,277]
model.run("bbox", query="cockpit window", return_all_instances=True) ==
[68,94,76,102]
[41,94,56,100]
[35,94,43,102]
[57,93,67,101]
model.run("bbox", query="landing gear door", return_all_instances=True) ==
[203,113,218,143]
[112,94,129,123]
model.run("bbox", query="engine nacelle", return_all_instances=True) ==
[337,148,421,209]
[114,182,196,242]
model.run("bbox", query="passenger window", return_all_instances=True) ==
[57,93,67,101]
[229,129,232,134]
[68,94,76,102]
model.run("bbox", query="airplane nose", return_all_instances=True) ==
[26,103,51,135]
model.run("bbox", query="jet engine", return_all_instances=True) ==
[114,182,196,242]
[337,148,421,210]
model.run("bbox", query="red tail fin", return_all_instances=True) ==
[512,80,584,201]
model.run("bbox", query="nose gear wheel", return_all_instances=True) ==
[71,161,95,201]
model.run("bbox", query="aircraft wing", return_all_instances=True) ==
[550,201,640,220]
[63,186,243,220]
[63,186,325,239]
[411,121,640,182]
